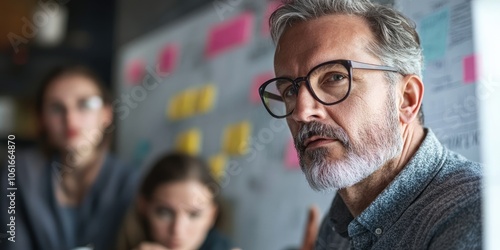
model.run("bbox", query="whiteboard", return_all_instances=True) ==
[396,0,480,161]
[113,1,333,249]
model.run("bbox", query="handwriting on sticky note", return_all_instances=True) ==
[205,12,254,58]
[251,71,274,104]
[126,59,145,84]
[463,54,477,84]
[285,138,300,170]
[419,8,450,62]
[157,44,179,75]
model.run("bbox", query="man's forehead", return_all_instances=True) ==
[273,14,376,75]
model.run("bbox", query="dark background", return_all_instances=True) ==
[0,0,213,144]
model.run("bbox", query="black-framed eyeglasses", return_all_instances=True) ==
[258,59,399,118]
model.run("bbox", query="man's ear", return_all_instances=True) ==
[398,75,424,124]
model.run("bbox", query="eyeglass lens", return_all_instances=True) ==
[262,61,350,117]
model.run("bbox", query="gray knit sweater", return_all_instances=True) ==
[316,129,482,250]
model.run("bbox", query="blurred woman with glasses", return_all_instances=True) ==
[0,64,140,250]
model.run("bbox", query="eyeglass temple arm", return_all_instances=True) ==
[263,92,284,102]
[350,61,399,72]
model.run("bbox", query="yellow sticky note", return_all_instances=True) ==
[223,125,232,154]
[197,84,216,114]
[175,129,201,155]
[233,121,251,155]
[167,95,181,120]
[179,89,197,118]
[222,121,251,156]
[209,153,227,180]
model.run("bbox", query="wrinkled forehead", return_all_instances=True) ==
[273,14,378,76]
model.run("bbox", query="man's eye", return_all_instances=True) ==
[321,73,348,86]
[282,86,296,97]
[331,74,346,81]
[328,73,346,81]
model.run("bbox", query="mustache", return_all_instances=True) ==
[294,121,349,152]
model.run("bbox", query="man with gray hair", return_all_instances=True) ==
[258,0,482,249]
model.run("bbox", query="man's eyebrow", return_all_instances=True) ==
[275,79,291,87]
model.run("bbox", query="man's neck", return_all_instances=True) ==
[338,124,425,217]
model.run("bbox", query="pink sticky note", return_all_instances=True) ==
[285,138,300,170]
[205,12,254,58]
[262,1,282,36]
[126,59,145,85]
[158,44,179,75]
[251,71,274,104]
[463,54,477,84]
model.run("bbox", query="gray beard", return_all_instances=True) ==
[296,95,403,191]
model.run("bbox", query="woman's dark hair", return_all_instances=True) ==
[140,152,221,201]
[36,64,112,116]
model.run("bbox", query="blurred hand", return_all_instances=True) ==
[133,242,169,250]
[300,205,320,250]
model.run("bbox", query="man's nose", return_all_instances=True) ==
[290,83,326,123]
